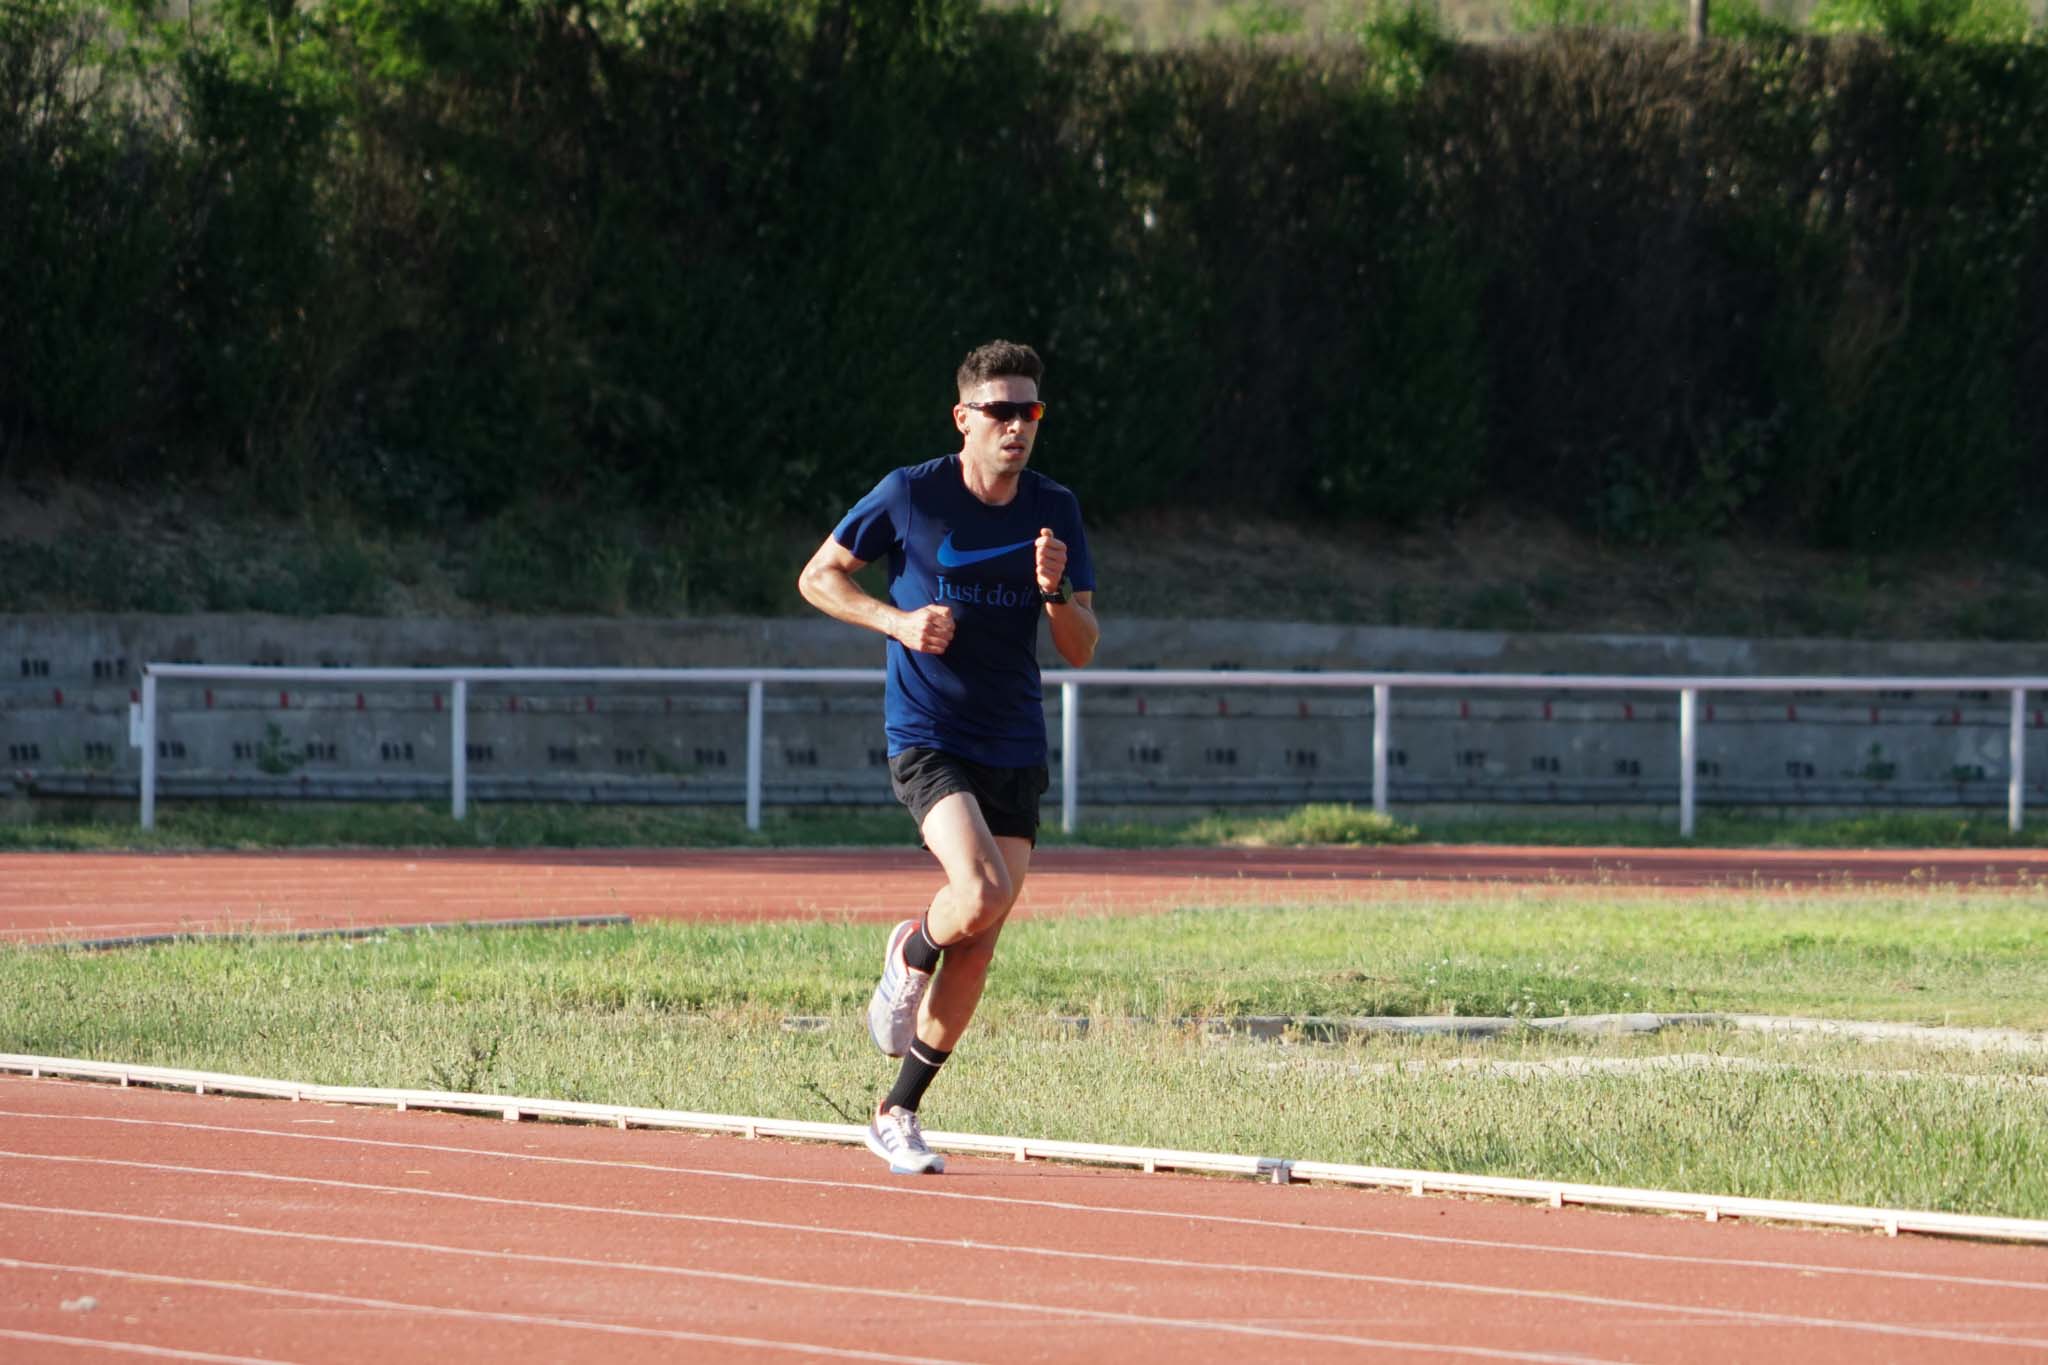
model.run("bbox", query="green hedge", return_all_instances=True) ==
[4,0,2044,566]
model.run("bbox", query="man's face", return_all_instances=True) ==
[954,375,1041,482]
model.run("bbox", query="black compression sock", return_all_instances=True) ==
[884,1039,952,1113]
[901,917,943,974]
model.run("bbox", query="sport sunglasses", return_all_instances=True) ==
[963,400,1046,423]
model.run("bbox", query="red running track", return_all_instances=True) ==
[6,844,2048,944]
[4,1074,2047,1364]
[5,846,2047,1360]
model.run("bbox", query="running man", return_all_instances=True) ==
[797,340,1099,1174]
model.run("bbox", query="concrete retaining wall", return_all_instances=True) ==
[4,613,2046,815]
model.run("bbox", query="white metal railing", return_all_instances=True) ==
[133,664,2045,837]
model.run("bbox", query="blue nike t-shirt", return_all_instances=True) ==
[833,454,1095,767]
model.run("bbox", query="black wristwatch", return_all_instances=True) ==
[1039,576,1074,605]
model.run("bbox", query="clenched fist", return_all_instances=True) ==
[1034,526,1068,595]
[895,603,955,654]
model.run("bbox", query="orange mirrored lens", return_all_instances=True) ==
[969,401,1045,423]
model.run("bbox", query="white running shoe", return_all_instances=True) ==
[866,1102,945,1175]
[866,918,931,1058]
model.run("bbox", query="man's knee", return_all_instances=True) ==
[947,870,1015,936]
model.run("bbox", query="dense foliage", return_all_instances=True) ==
[4,0,2045,602]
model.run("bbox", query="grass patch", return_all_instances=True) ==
[5,891,2045,1217]
[964,1024,2046,1218]
[19,893,2046,1025]
[7,800,2048,852]
[1015,895,2048,1027]
[1172,802,1419,846]
[1422,808,2048,849]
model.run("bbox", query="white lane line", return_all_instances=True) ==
[0,1329,289,1363]
[2,1104,2040,1295]
[0,922,204,937]
[5,1156,2044,1353]
[0,897,640,922]
[0,1258,974,1365]
[0,1246,1615,1365]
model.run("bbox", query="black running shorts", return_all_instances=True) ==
[887,746,1050,845]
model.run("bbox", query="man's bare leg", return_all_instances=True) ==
[864,791,1035,1173]
[914,791,1034,1051]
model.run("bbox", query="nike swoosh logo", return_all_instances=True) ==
[936,532,1034,568]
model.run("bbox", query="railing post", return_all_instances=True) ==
[1372,683,1390,816]
[451,679,468,820]
[139,671,158,830]
[2011,688,2027,834]
[746,679,764,831]
[1061,680,1080,835]
[1679,687,1698,839]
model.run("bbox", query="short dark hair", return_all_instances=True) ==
[956,340,1043,395]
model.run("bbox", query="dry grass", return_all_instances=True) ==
[8,474,2048,639]
[1096,505,2048,642]
[1008,0,2047,47]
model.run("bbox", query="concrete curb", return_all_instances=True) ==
[781,1010,2048,1053]
[8,1050,2045,1245]
[1202,1012,2048,1052]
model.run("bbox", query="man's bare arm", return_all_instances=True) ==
[1030,526,1098,668]
[797,537,956,654]
[1045,591,1098,668]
